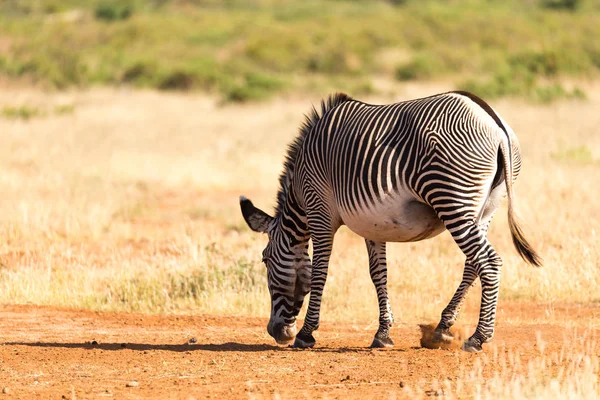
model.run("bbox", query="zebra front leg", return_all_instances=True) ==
[292,232,334,349]
[365,240,394,348]
[434,264,477,343]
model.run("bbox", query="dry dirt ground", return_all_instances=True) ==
[1,302,598,399]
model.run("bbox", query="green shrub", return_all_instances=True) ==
[244,32,313,73]
[459,67,586,103]
[510,50,560,76]
[540,0,581,11]
[158,70,196,90]
[245,71,283,92]
[395,54,442,81]
[460,66,534,98]
[533,84,565,103]
[221,72,284,103]
[122,61,158,85]
[95,1,134,21]
[534,84,586,103]
[7,44,87,89]
[306,47,363,75]
[508,49,592,77]
[186,57,223,90]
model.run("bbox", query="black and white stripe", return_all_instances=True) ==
[240,91,541,352]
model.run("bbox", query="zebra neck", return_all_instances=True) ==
[278,189,308,247]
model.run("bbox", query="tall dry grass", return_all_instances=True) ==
[0,83,598,326]
[403,330,600,399]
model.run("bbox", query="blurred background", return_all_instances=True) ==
[0,0,599,103]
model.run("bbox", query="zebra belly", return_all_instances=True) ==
[340,196,445,243]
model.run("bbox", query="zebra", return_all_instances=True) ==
[239,91,541,353]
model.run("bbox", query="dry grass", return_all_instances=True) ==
[404,331,600,399]
[0,84,598,321]
[0,84,599,398]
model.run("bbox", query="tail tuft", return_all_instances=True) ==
[508,208,542,267]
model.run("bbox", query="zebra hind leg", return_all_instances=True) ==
[434,220,493,344]
[433,263,477,343]
[462,247,502,353]
[365,240,394,348]
[443,223,502,352]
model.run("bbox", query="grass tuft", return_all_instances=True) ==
[54,104,75,115]
[2,105,43,120]
[552,145,595,164]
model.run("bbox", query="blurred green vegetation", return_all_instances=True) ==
[1,105,42,120]
[552,145,596,164]
[0,0,598,102]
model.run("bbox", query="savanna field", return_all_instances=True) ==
[0,1,600,399]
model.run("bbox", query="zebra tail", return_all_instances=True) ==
[499,140,543,267]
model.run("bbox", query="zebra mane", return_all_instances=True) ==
[275,92,353,218]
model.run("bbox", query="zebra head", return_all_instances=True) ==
[239,196,311,345]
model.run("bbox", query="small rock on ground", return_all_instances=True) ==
[126,381,139,388]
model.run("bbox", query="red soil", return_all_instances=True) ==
[0,302,598,399]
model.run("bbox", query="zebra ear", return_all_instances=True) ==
[239,196,273,233]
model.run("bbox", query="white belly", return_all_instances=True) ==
[338,193,445,243]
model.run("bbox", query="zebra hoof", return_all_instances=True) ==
[461,339,482,353]
[370,335,394,348]
[433,328,453,343]
[291,332,315,349]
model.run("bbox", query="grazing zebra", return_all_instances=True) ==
[239,91,541,352]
